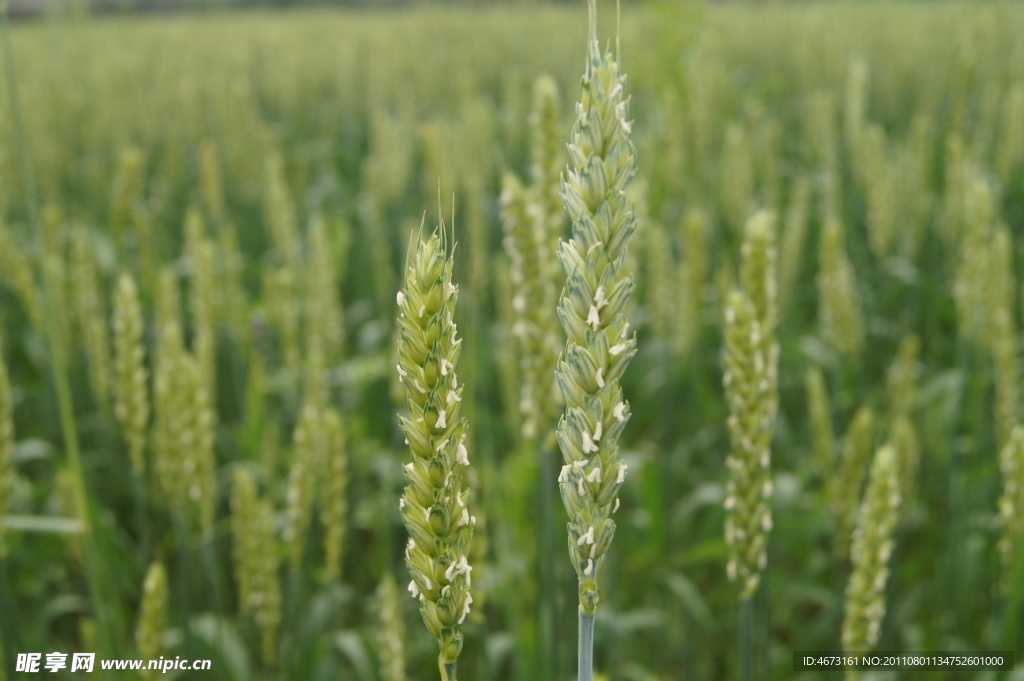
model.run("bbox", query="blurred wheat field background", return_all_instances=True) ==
[1,1,1024,679]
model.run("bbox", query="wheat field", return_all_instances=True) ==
[0,1,1023,680]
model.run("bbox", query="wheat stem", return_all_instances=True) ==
[2,7,116,655]
[440,659,458,681]
[740,597,753,681]
[577,611,595,681]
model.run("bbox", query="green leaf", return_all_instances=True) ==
[665,573,716,632]
[189,614,251,681]
[3,515,84,534]
[334,630,373,681]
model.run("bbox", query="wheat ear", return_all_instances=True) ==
[396,224,474,681]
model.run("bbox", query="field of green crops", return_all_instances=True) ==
[1,1,1024,679]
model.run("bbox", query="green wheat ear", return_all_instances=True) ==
[396,223,474,681]
[0,354,13,557]
[842,444,901,668]
[721,211,780,601]
[999,426,1024,595]
[135,561,167,680]
[722,289,773,600]
[555,0,639,617]
[112,273,149,477]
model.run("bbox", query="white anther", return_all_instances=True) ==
[584,559,594,576]
[587,305,601,329]
[456,440,470,466]
[441,359,454,376]
[435,410,447,429]
[610,343,627,356]
[613,402,627,422]
[418,305,426,318]
[397,291,406,306]
[445,555,473,585]
[595,368,605,387]
[397,364,408,378]
[458,592,474,624]
[577,526,595,546]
